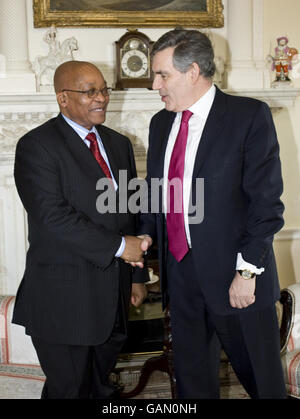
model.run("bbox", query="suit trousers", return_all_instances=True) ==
[31,297,127,399]
[166,250,286,399]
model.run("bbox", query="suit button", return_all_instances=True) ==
[119,230,123,235]
[115,259,119,268]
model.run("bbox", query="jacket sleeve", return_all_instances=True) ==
[138,115,159,241]
[14,134,122,269]
[239,101,284,267]
[126,136,150,283]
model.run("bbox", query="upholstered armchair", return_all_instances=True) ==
[279,283,300,398]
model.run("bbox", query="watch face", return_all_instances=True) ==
[242,270,252,279]
[121,38,149,79]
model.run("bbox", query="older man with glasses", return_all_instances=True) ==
[12,60,149,399]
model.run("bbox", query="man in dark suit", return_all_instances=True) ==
[13,61,148,399]
[138,29,286,398]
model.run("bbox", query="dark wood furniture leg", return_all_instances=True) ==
[120,306,177,399]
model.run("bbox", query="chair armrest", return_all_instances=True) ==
[280,289,294,354]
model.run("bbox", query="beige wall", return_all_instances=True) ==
[264,0,300,287]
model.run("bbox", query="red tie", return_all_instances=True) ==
[85,132,112,179]
[166,110,193,262]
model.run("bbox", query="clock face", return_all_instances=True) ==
[121,49,148,78]
[120,37,150,79]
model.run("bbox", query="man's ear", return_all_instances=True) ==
[56,91,68,108]
[189,62,201,83]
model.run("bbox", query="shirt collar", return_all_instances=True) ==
[179,84,216,121]
[61,113,97,140]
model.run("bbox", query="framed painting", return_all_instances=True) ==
[33,0,224,28]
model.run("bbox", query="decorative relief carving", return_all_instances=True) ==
[0,185,27,295]
[0,126,28,153]
[0,112,58,158]
[0,199,5,280]
[0,124,39,157]
[0,112,57,122]
[106,111,155,152]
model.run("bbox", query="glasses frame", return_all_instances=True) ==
[61,87,112,98]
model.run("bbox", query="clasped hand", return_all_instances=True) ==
[120,235,153,308]
[120,235,153,269]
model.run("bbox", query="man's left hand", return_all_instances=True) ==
[131,283,148,307]
[229,271,256,309]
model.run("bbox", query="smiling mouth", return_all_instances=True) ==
[90,107,106,112]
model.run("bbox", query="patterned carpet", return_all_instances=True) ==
[0,364,44,399]
[0,361,249,399]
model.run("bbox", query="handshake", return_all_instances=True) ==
[120,235,153,268]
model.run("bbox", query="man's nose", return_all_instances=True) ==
[152,75,161,90]
[94,89,108,101]
[94,92,106,101]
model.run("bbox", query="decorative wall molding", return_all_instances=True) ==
[224,88,300,109]
[275,228,300,242]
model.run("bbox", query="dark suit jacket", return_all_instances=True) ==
[13,113,148,345]
[139,87,284,315]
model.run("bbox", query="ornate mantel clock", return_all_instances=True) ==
[115,30,154,89]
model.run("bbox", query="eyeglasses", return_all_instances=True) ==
[61,87,112,98]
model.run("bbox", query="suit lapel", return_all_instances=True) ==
[192,86,228,178]
[157,111,176,179]
[54,114,111,181]
[96,125,120,183]
[157,89,228,180]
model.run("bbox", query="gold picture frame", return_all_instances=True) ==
[33,0,224,28]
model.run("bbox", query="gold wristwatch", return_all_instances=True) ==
[238,269,256,280]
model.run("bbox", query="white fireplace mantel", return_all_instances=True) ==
[0,88,299,165]
[0,87,300,295]
[0,88,299,115]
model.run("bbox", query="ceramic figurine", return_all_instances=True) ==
[267,36,298,86]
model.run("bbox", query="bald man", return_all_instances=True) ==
[12,61,149,399]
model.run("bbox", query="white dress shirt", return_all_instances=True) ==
[162,85,264,275]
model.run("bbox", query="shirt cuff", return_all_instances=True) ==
[115,237,125,258]
[236,252,265,275]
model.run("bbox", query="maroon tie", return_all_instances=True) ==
[166,110,193,262]
[85,132,112,179]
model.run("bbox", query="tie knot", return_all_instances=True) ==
[86,132,97,143]
[181,110,193,124]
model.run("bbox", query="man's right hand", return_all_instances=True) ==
[128,235,153,268]
[120,235,144,263]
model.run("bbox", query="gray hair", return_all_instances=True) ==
[151,29,215,79]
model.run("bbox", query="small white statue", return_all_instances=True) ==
[202,29,225,88]
[32,26,79,91]
[44,25,60,55]
[214,56,225,88]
